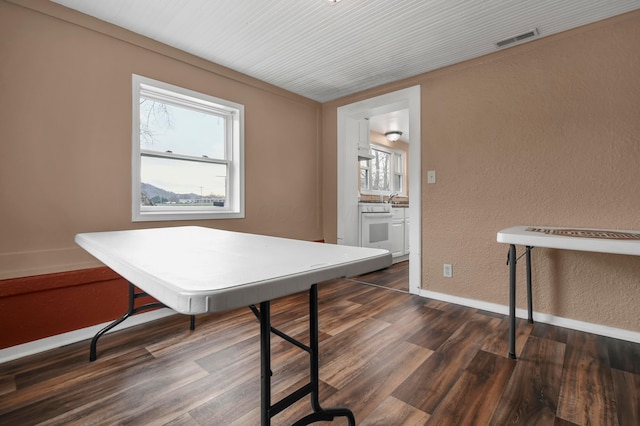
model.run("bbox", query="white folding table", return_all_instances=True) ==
[497,225,640,359]
[75,226,392,425]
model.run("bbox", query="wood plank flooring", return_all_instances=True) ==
[1,261,639,425]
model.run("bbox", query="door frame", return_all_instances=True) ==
[337,85,421,294]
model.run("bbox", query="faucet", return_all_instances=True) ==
[387,193,399,204]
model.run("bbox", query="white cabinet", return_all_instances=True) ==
[391,207,410,261]
[404,217,410,254]
[357,118,373,160]
[391,221,404,257]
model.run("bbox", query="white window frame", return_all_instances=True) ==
[359,143,406,196]
[132,75,244,221]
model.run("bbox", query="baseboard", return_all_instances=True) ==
[418,289,640,344]
[392,254,409,264]
[4,289,638,364]
[0,308,176,364]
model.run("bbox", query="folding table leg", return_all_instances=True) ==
[526,246,534,324]
[90,283,161,361]
[256,285,355,425]
[508,244,517,360]
[89,282,195,361]
[259,301,272,426]
[297,284,355,426]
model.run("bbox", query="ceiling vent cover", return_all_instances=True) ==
[496,28,539,48]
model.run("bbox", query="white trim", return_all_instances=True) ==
[418,289,640,344]
[0,308,176,364]
[337,85,421,295]
[131,74,245,222]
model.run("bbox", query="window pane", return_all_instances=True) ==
[360,168,369,190]
[359,159,370,191]
[371,149,390,191]
[140,156,227,207]
[394,153,403,173]
[140,97,225,159]
[394,174,403,192]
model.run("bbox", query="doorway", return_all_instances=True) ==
[337,86,421,294]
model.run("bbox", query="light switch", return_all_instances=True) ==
[427,170,436,184]
[443,264,452,278]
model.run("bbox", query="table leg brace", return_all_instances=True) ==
[256,284,355,426]
[89,282,195,361]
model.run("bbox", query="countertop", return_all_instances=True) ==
[359,201,409,207]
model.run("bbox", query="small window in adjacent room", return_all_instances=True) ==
[132,75,244,221]
[359,144,405,195]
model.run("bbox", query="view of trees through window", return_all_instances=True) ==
[360,145,404,194]
[370,148,391,191]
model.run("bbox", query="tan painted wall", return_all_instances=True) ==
[323,10,640,333]
[0,0,323,279]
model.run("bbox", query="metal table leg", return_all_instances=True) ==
[255,284,355,425]
[300,284,355,426]
[89,282,195,361]
[508,244,517,360]
[259,300,272,426]
[526,246,534,324]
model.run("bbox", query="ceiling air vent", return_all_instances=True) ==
[496,28,539,48]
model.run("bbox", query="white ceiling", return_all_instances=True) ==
[52,0,639,103]
[369,110,410,143]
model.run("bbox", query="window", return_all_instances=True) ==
[359,144,405,195]
[132,75,244,221]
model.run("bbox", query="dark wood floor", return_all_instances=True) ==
[1,262,639,425]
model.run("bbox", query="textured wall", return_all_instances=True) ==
[324,10,640,332]
[0,0,323,280]
[421,10,640,332]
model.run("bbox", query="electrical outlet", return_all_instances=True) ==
[443,264,453,278]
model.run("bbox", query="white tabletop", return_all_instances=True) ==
[75,226,392,314]
[497,226,640,256]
